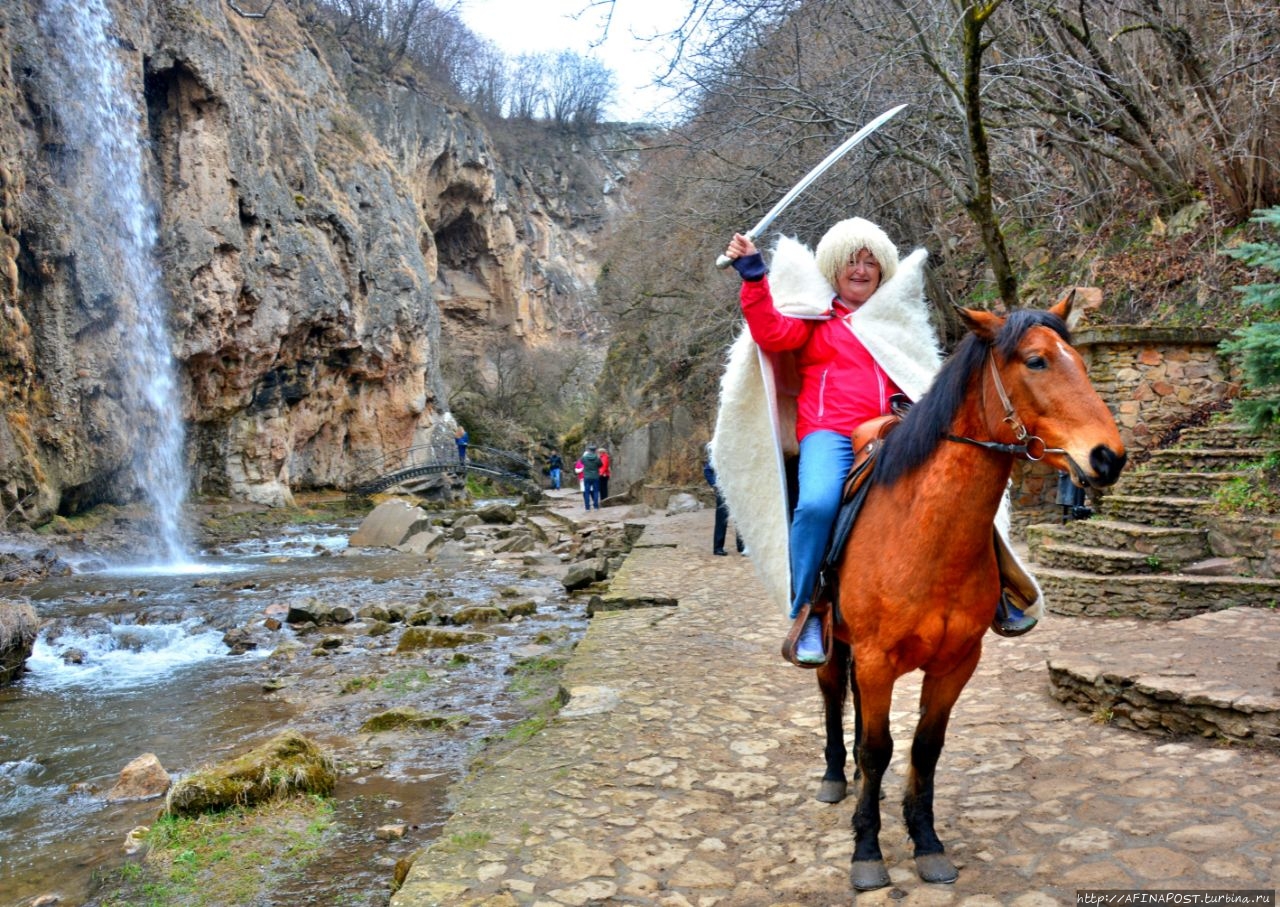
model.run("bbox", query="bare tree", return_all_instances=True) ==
[457,40,509,116]
[546,51,617,130]
[507,54,548,120]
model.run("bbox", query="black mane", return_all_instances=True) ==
[872,309,1071,488]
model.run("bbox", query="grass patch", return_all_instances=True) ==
[508,655,568,700]
[1212,469,1280,515]
[502,715,548,743]
[378,667,436,694]
[443,830,491,852]
[94,797,335,906]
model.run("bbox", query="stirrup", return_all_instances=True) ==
[781,600,832,668]
[991,590,1037,637]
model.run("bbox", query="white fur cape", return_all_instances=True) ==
[711,236,1043,621]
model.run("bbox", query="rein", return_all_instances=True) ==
[946,352,1072,466]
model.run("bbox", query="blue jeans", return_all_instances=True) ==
[550,467,561,489]
[583,477,601,509]
[790,430,854,619]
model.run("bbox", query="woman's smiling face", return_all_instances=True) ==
[836,248,881,308]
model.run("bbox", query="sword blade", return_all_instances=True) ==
[715,103,907,269]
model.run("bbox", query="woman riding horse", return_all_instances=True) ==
[719,220,1039,667]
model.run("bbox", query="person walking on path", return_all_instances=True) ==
[704,445,744,556]
[454,426,469,466]
[548,453,563,490]
[598,447,611,500]
[579,445,603,510]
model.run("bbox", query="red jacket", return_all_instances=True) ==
[741,275,902,441]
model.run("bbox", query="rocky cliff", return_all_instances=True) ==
[0,0,647,523]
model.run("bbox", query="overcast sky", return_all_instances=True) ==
[457,0,689,123]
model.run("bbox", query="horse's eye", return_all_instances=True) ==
[1026,356,1048,370]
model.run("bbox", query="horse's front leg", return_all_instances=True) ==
[849,665,894,891]
[902,645,981,885]
[815,639,850,803]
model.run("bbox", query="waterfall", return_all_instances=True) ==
[37,0,191,564]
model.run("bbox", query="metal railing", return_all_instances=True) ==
[346,442,537,496]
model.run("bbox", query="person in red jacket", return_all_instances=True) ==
[597,447,611,500]
[722,219,967,664]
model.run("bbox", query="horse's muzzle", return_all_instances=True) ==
[1086,445,1127,488]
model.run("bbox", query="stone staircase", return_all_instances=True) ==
[1027,421,1280,620]
[1031,421,1280,748]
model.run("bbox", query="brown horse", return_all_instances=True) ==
[815,296,1126,891]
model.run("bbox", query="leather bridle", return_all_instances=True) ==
[946,351,1085,482]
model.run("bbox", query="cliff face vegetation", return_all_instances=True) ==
[0,0,647,525]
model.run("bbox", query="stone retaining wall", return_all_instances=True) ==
[1011,326,1239,528]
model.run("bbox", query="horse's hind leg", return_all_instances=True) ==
[815,640,850,803]
[903,651,980,885]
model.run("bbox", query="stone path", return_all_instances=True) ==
[391,501,1280,906]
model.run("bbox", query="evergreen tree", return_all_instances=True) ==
[1220,207,1280,432]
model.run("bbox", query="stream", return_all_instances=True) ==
[0,509,587,906]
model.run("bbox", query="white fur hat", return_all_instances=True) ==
[814,217,899,290]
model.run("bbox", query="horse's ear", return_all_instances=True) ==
[1050,289,1076,323]
[955,305,1004,341]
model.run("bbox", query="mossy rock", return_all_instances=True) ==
[501,599,538,619]
[450,606,505,626]
[359,707,469,733]
[396,627,491,653]
[164,730,334,817]
[404,607,442,627]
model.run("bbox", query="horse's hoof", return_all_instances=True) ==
[815,779,847,803]
[850,859,891,891]
[915,852,958,884]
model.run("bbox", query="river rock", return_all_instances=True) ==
[222,627,257,655]
[0,598,38,685]
[665,492,703,514]
[494,532,536,553]
[477,502,517,524]
[164,730,335,817]
[360,707,467,732]
[561,561,603,591]
[450,606,505,626]
[396,627,491,652]
[349,500,434,549]
[501,599,538,618]
[397,528,445,556]
[123,825,150,855]
[106,753,171,801]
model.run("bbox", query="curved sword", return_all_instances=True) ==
[715,103,907,269]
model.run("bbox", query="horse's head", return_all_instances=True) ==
[957,294,1127,489]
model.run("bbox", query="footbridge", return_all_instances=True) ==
[347,442,539,496]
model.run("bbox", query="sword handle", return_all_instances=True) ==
[716,227,760,270]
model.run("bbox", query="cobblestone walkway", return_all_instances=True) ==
[391,503,1280,907]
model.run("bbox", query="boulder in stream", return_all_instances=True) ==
[396,626,491,652]
[106,753,171,802]
[0,598,38,686]
[359,707,468,733]
[163,730,335,817]
[348,499,434,549]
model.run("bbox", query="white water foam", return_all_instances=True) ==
[24,620,231,691]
